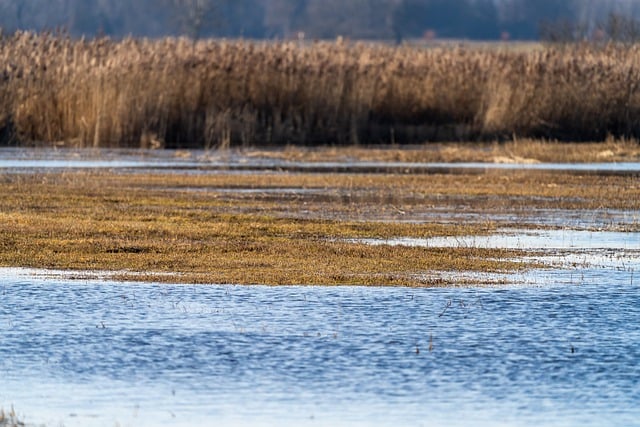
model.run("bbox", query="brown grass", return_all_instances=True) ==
[0,407,24,427]
[0,170,540,286]
[245,139,640,163]
[1,165,637,286]
[3,32,640,147]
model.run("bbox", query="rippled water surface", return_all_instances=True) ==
[1,268,639,427]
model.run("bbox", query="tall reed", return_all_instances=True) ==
[2,31,640,147]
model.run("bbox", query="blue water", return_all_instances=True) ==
[1,269,638,427]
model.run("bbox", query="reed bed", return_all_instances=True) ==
[0,407,24,427]
[2,31,640,147]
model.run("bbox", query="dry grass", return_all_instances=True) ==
[0,407,24,427]
[3,32,640,147]
[245,139,640,163]
[1,165,638,286]
[0,170,538,286]
[65,165,639,212]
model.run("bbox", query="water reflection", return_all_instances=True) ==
[1,268,639,426]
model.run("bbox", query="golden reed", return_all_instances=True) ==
[1,31,640,147]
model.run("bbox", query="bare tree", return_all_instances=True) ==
[171,0,217,39]
[263,0,301,38]
[603,11,640,43]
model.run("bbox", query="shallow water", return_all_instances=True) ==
[1,148,640,175]
[359,229,640,251]
[398,208,640,230]
[0,148,202,170]
[1,268,639,427]
[356,229,640,274]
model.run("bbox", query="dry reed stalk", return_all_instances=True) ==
[1,32,640,147]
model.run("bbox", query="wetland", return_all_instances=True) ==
[3,32,640,426]
[1,142,639,426]
[1,143,639,286]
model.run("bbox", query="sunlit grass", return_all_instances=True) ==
[4,32,640,146]
[271,139,640,163]
[0,171,521,286]
[1,163,638,286]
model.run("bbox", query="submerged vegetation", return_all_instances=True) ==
[4,32,640,147]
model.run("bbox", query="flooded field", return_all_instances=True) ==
[1,147,639,425]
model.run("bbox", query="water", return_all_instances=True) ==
[0,148,202,170]
[355,229,640,285]
[396,208,640,230]
[357,229,640,251]
[1,268,639,427]
[1,148,640,175]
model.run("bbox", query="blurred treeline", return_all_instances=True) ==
[2,0,640,41]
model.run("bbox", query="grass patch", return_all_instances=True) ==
[2,163,637,286]
[267,139,640,164]
[0,170,544,286]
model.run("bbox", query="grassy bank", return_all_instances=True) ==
[244,139,640,163]
[3,32,640,147]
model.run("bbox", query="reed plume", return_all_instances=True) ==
[2,32,640,147]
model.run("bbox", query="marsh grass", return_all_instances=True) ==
[1,167,637,286]
[241,139,640,163]
[0,407,24,427]
[0,170,531,286]
[3,32,640,147]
